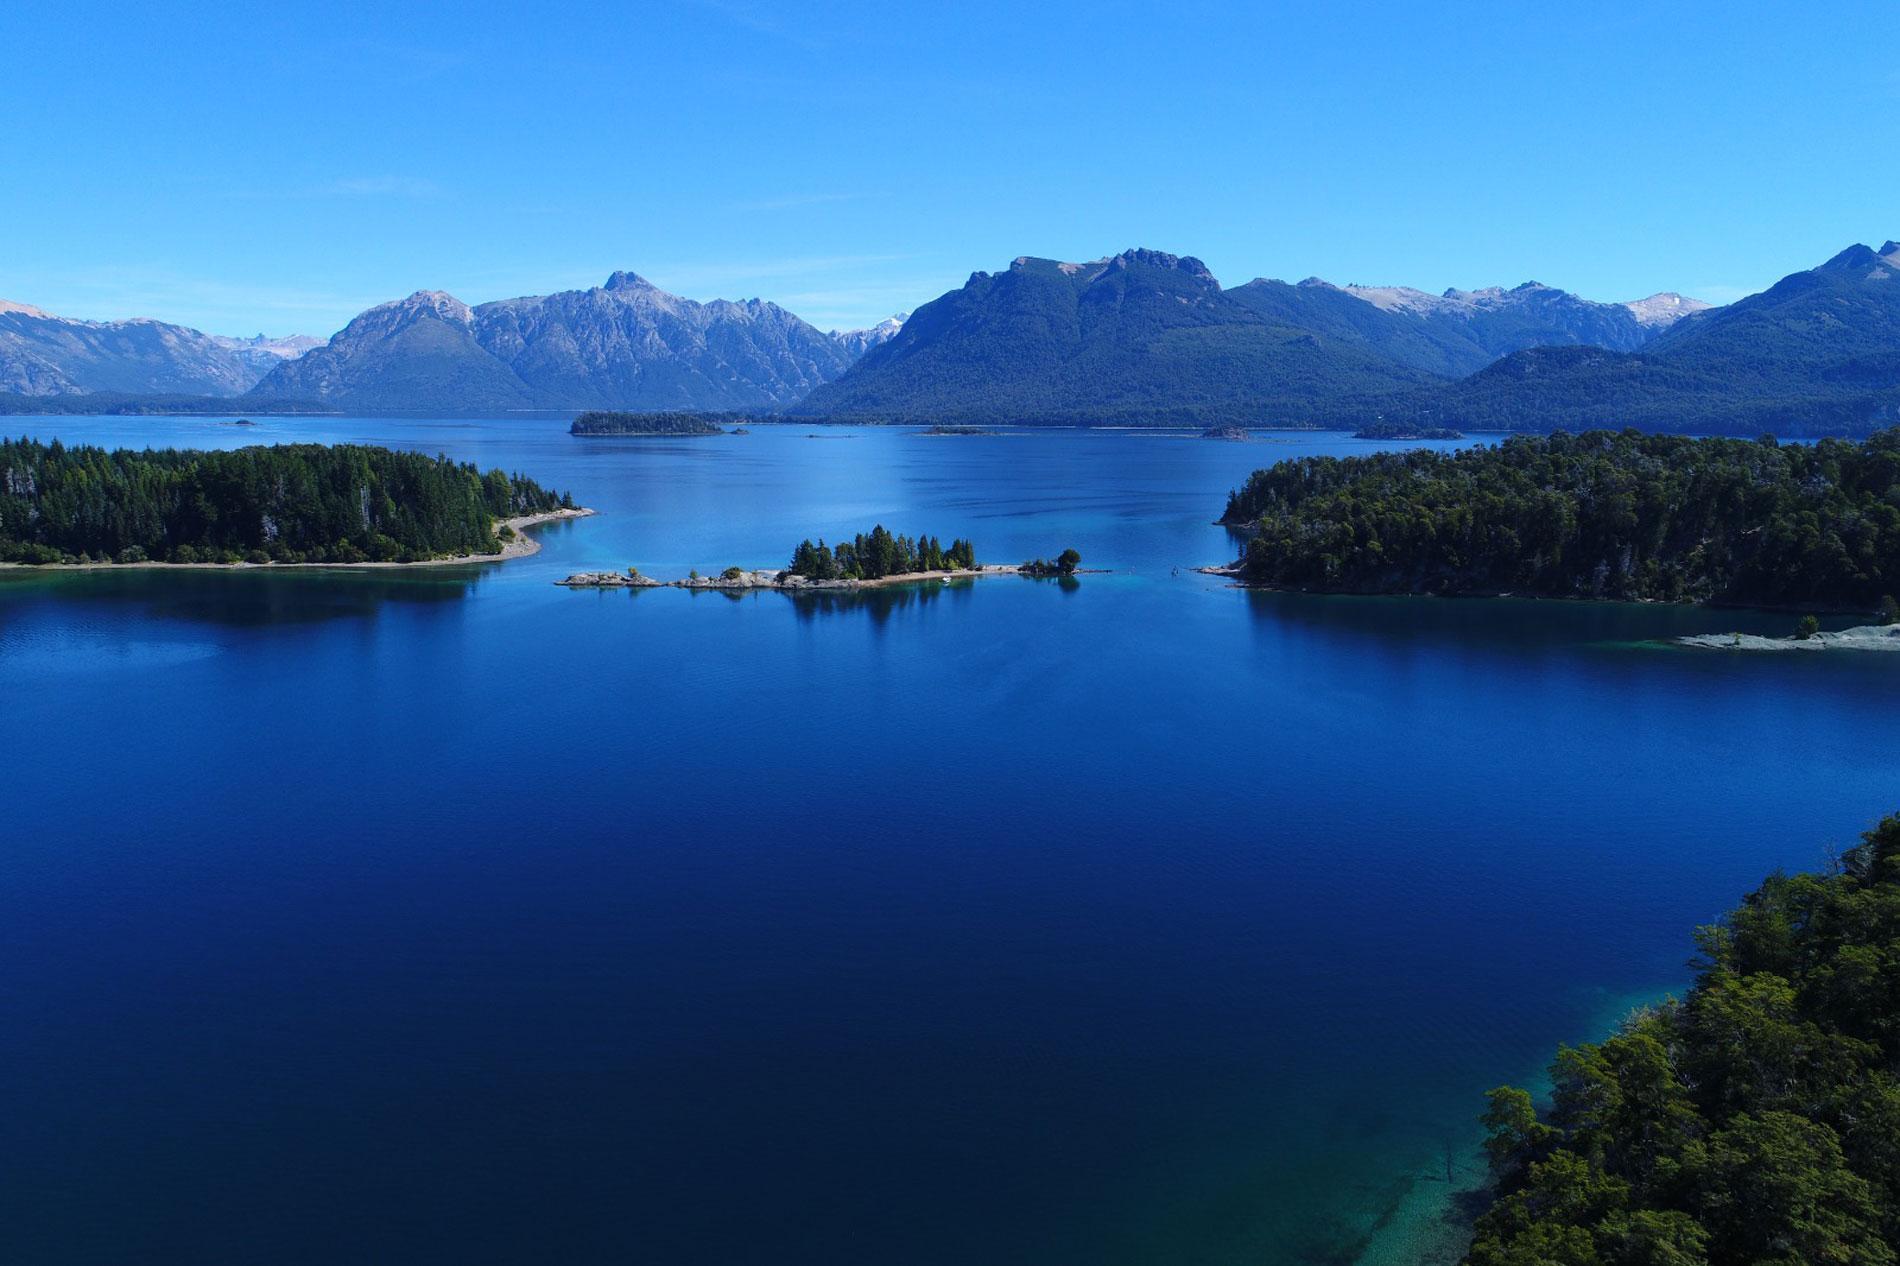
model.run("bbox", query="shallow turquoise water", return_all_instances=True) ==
[2,418,1895,1265]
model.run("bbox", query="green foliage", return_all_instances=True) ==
[1225,429,1900,609]
[721,566,745,580]
[1878,595,1900,625]
[1795,615,1821,640]
[1463,814,1900,1265]
[569,411,736,436]
[786,526,974,580]
[0,438,566,565]
[1021,548,1082,577]
[1352,420,1465,440]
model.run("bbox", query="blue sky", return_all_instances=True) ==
[3,1,1894,338]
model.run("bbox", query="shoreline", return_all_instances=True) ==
[1190,565,1887,615]
[559,563,1054,591]
[0,507,595,573]
[1678,624,1900,652]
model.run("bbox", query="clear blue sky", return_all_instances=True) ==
[3,0,1894,338]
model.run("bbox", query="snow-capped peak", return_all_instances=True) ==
[1622,292,1714,329]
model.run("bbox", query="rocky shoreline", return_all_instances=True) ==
[558,564,1031,591]
[1678,624,1900,653]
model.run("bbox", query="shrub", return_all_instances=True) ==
[1794,614,1821,640]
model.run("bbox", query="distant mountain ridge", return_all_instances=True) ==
[796,248,1710,423]
[793,248,1442,424]
[1366,239,1900,435]
[0,302,320,397]
[832,313,908,360]
[250,272,868,412]
[17,242,1900,435]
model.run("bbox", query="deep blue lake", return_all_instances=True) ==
[3,417,1895,1265]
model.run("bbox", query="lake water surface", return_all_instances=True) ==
[3,417,1895,1265]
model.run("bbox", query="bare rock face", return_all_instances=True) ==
[253,273,864,413]
[556,570,664,588]
[0,302,313,397]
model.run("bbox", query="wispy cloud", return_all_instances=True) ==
[322,175,444,198]
[686,0,828,52]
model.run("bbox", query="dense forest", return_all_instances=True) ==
[0,392,325,415]
[1221,429,1900,610]
[569,411,737,436]
[0,438,570,564]
[786,526,975,580]
[1466,813,1900,1265]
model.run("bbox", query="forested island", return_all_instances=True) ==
[787,527,976,581]
[569,411,736,436]
[1466,813,1900,1265]
[0,438,574,565]
[1218,429,1900,610]
[560,528,1092,591]
[1352,420,1464,440]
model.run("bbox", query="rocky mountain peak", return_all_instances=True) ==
[603,270,654,292]
[1107,248,1216,281]
[1624,292,1714,329]
[391,290,473,323]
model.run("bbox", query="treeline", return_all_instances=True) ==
[1222,429,1900,610]
[786,525,975,580]
[0,393,328,416]
[569,411,737,436]
[1467,814,1900,1265]
[0,438,571,565]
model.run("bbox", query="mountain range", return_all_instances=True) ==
[7,239,1899,434]
[250,273,907,413]
[0,300,321,397]
[792,249,1708,424]
[1366,240,1900,435]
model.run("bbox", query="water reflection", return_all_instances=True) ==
[0,565,483,629]
[784,578,969,625]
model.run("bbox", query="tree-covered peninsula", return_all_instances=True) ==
[1466,813,1900,1265]
[786,526,976,581]
[1221,429,1900,610]
[0,438,572,565]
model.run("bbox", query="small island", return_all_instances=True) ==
[570,410,735,437]
[0,438,579,567]
[1199,425,1251,441]
[1020,549,1082,578]
[1212,429,1900,611]
[919,424,997,436]
[559,527,1090,592]
[1352,420,1464,440]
